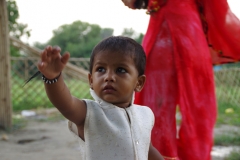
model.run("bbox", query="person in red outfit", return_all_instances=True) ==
[122,0,240,159]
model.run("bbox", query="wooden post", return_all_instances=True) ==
[0,0,12,129]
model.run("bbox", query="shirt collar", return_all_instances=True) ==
[89,89,135,108]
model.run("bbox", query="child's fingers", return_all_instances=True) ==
[52,46,61,53]
[40,49,48,62]
[52,46,61,59]
[41,45,61,62]
[45,45,52,57]
[61,52,70,65]
[37,61,46,72]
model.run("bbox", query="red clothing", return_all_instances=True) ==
[135,0,240,159]
[201,0,240,64]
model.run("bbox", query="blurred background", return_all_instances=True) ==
[1,0,240,159]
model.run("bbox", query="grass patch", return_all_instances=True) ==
[224,149,240,160]
[216,101,240,126]
[214,131,240,146]
[12,78,91,111]
[9,77,91,132]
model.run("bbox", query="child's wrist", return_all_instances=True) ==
[42,72,62,84]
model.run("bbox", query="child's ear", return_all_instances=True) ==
[88,73,93,89]
[134,75,146,92]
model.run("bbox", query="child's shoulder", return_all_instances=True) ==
[133,103,152,110]
[82,99,100,109]
[132,103,154,114]
[131,104,155,125]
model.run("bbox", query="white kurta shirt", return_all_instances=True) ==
[68,89,154,160]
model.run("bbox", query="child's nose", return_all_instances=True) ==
[104,71,116,82]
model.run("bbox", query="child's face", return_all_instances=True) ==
[88,51,145,108]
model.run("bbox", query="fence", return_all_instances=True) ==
[11,56,240,112]
[11,57,91,111]
[214,66,240,108]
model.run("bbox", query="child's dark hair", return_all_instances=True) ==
[89,36,146,76]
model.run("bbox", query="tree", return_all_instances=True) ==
[46,20,113,57]
[100,28,114,39]
[7,0,31,56]
[121,28,144,44]
[121,28,136,38]
[134,33,144,44]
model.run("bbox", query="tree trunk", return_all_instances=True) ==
[0,0,12,129]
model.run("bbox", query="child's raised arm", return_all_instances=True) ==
[37,46,87,128]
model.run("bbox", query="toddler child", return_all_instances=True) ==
[36,36,163,160]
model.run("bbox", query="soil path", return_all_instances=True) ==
[0,119,80,160]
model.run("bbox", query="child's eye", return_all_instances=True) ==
[116,67,127,73]
[96,67,105,72]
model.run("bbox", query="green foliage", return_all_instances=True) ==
[7,0,31,38]
[46,20,114,57]
[101,28,114,39]
[33,22,144,58]
[134,33,144,44]
[214,68,240,126]
[11,76,53,111]
[214,133,240,146]
[7,1,145,58]
[33,41,46,50]
[10,45,22,56]
[7,0,31,56]
[40,25,144,58]
[221,62,240,69]
[216,101,240,126]
[12,77,91,111]
[121,28,144,44]
[224,150,240,160]
[121,28,136,38]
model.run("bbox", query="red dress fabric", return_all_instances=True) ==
[201,0,240,64]
[134,0,240,159]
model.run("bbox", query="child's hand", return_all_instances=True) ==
[37,46,70,79]
[122,0,136,9]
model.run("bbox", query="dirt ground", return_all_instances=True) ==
[0,108,239,160]
[0,120,82,160]
[0,109,81,160]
